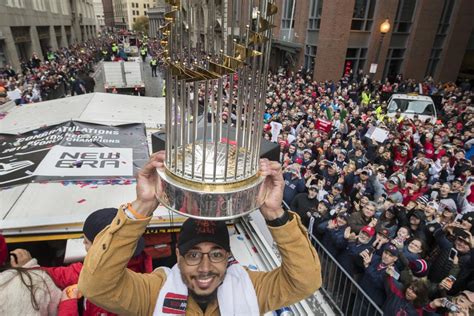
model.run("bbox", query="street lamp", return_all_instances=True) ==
[370,19,391,79]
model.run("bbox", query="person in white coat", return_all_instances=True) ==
[0,248,62,316]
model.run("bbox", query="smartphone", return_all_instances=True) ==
[386,268,400,280]
[367,247,375,255]
[448,248,458,261]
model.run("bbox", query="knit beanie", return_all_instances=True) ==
[83,208,145,257]
[408,259,429,278]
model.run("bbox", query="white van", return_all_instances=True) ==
[387,94,437,123]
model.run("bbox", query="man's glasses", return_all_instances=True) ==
[183,249,227,266]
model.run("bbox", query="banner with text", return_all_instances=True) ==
[0,121,149,188]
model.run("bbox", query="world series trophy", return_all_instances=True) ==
[157,0,277,220]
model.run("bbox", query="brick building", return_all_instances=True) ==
[271,0,474,82]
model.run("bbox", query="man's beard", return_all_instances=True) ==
[189,288,218,305]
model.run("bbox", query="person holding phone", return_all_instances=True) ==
[382,273,430,316]
[359,243,400,307]
[428,225,473,283]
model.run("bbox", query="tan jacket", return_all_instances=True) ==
[78,208,322,315]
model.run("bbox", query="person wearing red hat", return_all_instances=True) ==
[337,225,375,276]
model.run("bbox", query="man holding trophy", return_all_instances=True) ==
[79,0,322,314]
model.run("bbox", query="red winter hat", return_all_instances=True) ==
[360,226,375,237]
[0,234,7,267]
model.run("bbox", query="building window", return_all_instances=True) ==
[308,0,323,30]
[344,47,367,75]
[351,0,375,31]
[425,0,455,76]
[0,41,7,69]
[281,0,295,29]
[393,0,417,33]
[304,45,317,71]
[144,11,147,16]
[133,17,136,22]
[144,4,146,8]
[437,0,455,34]
[384,48,405,78]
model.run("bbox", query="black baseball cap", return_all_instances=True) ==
[84,208,145,257]
[178,218,231,255]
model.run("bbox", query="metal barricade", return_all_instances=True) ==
[308,233,383,316]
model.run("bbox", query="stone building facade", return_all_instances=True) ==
[0,0,97,70]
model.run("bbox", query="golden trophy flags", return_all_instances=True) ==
[234,43,262,61]
[267,2,278,16]
[165,10,178,21]
[223,55,244,70]
[208,61,235,76]
[248,30,268,46]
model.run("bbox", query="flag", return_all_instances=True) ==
[248,30,268,45]
[266,2,278,16]
[208,61,235,76]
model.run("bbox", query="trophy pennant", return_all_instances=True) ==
[165,0,180,6]
[234,43,262,61]
[193,66,222,80]
[258,17,275,32]
[208,61,235,75]
[266,2,278,16]
[223,55,244,70]
[248,30,269,46]
[165,10,178,21]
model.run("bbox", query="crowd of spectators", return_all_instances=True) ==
[1,30,474,314]
[0,33,136,106]
[263,67,473,314]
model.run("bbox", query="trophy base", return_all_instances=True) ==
[156,168,265,220]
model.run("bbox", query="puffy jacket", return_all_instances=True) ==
[0,259,62,315]
[44,253,152,316]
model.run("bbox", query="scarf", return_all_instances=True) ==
[153,262,259,316]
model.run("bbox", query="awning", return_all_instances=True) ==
[271,38,302,55]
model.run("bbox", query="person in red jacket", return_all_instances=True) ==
[18,208,153,316]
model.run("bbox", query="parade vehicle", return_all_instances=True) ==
[102,60,145,95]
[122,35,140,57]
[118,30,140,57]
[387,93,437,123]
[0,93,333,316]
